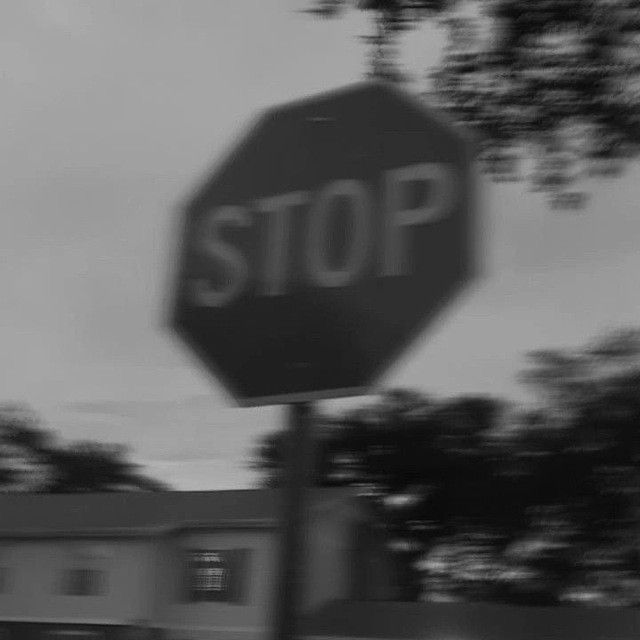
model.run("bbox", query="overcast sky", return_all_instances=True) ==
[2,1,640,489]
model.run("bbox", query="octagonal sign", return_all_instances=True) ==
[170,81,476,406]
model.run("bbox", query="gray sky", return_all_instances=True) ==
[2,1,640,489]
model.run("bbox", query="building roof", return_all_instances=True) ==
[302,600,640,640]
[0,488,356,538]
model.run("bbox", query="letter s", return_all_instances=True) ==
[189,206,251,307]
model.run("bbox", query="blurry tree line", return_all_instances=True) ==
[252,328,640,606]
[0,405,166,493]
[305,0,640,208]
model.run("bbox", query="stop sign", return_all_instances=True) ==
[170,81,476,406]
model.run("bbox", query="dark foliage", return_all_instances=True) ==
[252,329,640,604]
[0,405,167,493]
[306,0,640,207]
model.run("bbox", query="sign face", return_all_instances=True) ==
[170,81,475,405]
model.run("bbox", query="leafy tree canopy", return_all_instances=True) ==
[0,405,167,493]
[305,0,640,208]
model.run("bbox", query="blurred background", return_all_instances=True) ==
[2,0,640,608]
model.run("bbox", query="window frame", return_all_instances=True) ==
[184,547,250,604]
[0,566,8,595]
[0,546,11,596]
[59,545,110,597]
[61,566,106,597]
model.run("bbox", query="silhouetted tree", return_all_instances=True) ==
[0,405,166,493]
[305,0,640,207]
[252,329,640,604]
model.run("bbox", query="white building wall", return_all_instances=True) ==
[0,500,393,639]
[0,538,153,625]
[303,504,351,612]
[156,529,276,639]
[156,508,353,640]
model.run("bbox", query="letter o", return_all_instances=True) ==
[307,180,372,288]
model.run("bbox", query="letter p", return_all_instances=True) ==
[383,162,455,277]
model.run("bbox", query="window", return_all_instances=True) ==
[62,567,105,596]
[186,548,250,603]
[0,546,10,595]
[60,546,109,596]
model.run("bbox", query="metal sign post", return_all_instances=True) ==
[271,402,314,640]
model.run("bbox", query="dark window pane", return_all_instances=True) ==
[186,549,250,603]
[62,568,106,596]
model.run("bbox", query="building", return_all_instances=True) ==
[3,489,639,640]
[0,488,398,640]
